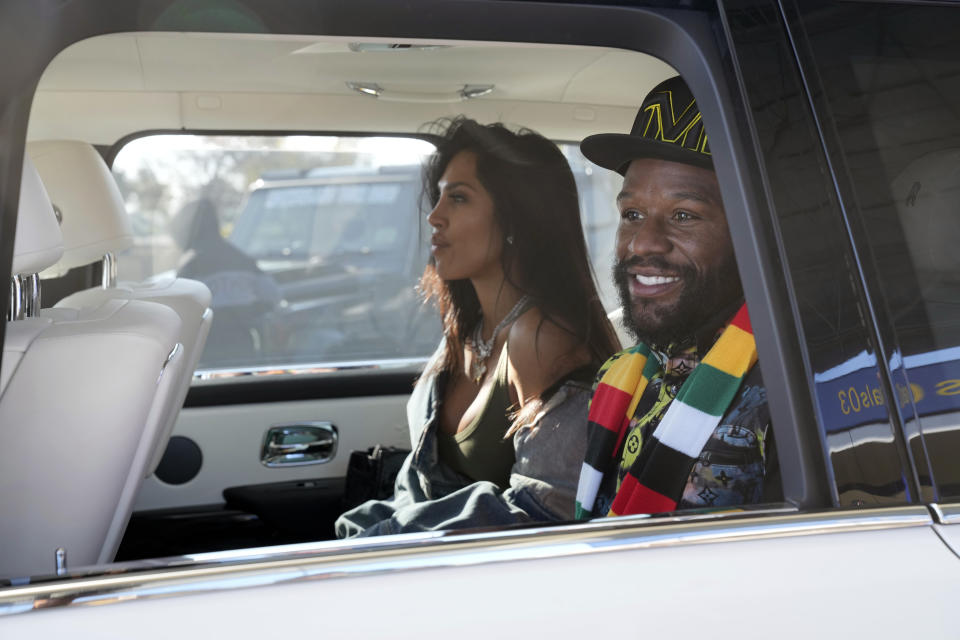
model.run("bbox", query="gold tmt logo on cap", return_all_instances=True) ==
[639,89,711,157]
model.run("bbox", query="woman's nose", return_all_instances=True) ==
[426,203,445,230]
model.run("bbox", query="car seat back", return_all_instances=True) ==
[0,156,183,578]
[28,140,212,475]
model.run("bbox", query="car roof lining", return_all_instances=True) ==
[29,33,677,145]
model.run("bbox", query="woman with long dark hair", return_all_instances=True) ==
[336,118,619,537]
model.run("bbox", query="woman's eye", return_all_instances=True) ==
[449,192,467,203]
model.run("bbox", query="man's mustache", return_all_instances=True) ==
[613,256,694,279]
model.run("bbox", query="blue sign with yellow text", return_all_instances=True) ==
[814,348,960,433]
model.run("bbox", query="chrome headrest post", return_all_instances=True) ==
[7,275,23,321]
[21,273,41,318]
[101,251,117,289]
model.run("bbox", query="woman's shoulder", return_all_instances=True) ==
[506,306,588,401]
[508,307,578,357]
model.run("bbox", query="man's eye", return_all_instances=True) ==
[621,209,642,221]
[674,210,697,222]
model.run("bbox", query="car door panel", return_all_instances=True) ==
[134,393,411,512]
[933,504,960,559]
[936,525,960,559]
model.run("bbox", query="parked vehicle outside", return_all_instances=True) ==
[226,164,440,367]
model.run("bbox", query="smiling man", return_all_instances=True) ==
[574,76,779,519]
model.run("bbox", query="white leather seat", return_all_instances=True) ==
[0,156,184,578]
[28,140,212,476]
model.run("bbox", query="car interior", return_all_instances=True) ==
[3,31,717,578]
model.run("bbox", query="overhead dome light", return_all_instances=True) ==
[460,85,494,100]
[346,82,383,97]
[346,82,494,103]
[348,43,452,52]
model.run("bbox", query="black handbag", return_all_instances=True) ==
[342,445,411,510]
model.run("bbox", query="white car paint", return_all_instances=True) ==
[2,520,957,638]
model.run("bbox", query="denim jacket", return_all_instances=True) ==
[335,349,591,538]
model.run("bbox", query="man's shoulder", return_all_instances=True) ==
[722,362,769,432]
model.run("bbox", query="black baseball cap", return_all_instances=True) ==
[580,75,713,175]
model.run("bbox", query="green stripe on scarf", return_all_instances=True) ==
[674,364,742,416]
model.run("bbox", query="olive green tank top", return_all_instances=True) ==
[436,341,516,488]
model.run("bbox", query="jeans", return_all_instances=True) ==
[335,365,591,538]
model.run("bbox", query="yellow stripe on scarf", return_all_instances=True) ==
[625,376,650,420]
[700,324,758,378]
[602,351,649,393]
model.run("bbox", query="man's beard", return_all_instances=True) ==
[613,254,743,348]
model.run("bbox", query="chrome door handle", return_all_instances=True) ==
[261,422,338,467]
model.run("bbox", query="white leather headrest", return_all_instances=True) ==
[13,155,63,275]
[27,140,133,271]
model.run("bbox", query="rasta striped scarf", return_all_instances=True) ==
[575,303,757,518]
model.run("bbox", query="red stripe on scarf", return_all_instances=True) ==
[729,304,752,334]
[611,474,677,516]
[588,383,634,435]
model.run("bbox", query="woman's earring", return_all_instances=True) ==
[506,235,515,245]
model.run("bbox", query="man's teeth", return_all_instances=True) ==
[635,274,679,286]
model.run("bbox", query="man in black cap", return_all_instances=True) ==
[574,76,778,519]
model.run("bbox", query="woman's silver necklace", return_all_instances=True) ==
[468,295,530,383]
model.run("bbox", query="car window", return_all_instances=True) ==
[800,3,960,501]
[111,134,622,372]
[111,135,437,370]
[728,4,911,507]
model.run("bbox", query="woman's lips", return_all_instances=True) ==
[628,272,681,298]
[430,236,449,254]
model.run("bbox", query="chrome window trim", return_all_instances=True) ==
[192,357,430,385]
[930,503,960,525]
[252,173,419,190]
[0,505,931,617]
